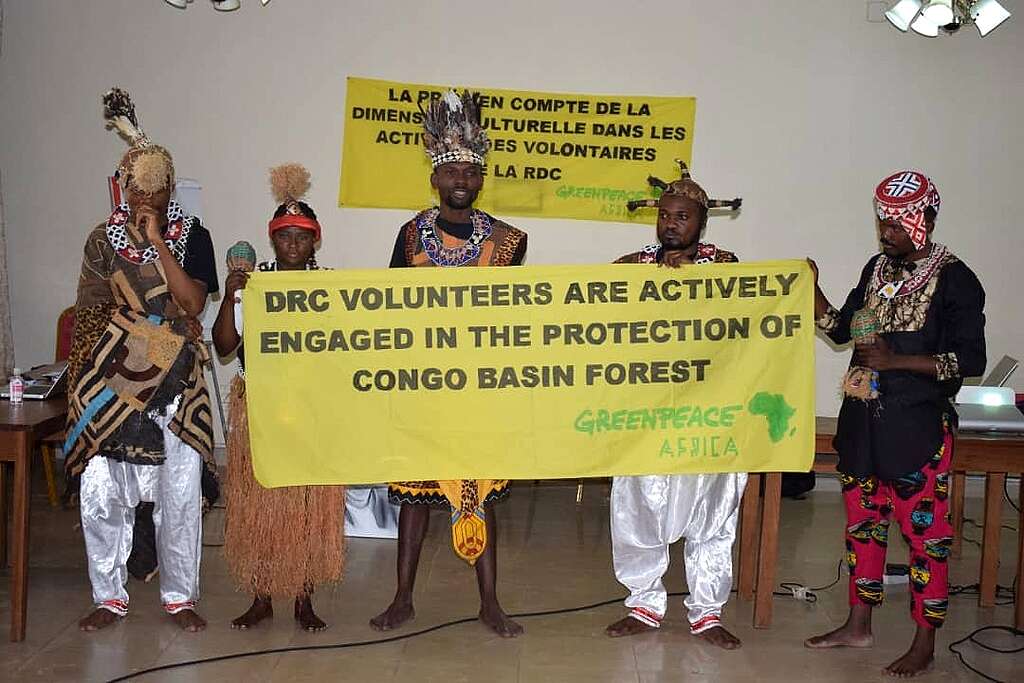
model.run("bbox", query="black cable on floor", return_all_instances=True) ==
[103,595,634,683]
[1005,477,1020,514]
[775,560,844,603]
[949,582,1016,606]
[947,625,1024,683]
[104,562,847,683]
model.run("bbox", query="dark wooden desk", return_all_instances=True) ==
[737,417,1024,630]
[0,399,67,642]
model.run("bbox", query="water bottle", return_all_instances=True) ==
[9,368,24,404]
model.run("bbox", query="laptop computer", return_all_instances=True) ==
[1,361,69,400]
[955,355,1024,434]
[980,355,1018,387]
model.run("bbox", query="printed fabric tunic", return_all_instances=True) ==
[817,246,985,480]
[387,207,527,564]
[64,212,219,478]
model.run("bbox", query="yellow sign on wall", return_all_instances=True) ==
[243,262,815,487]
[338,77,696,224]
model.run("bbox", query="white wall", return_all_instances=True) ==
[2,0,1022,446]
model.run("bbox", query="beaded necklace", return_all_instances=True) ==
[256,258,320,272]
[871,243,949,300]
[637,242,719,265]
[416,207,493,267]
[105,200,192,266]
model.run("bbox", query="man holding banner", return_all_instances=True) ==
[371,90,528,638]
[804,171,986,678]
[605,163,746,649]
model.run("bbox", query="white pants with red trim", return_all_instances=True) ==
[79,398,202,615]
[610,472,746,630]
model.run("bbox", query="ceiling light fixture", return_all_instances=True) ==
[162,0,271,11]
[972,0,1013,34]
[921,0,955,24]
[883,0,1012,36]
[885,0,924,30]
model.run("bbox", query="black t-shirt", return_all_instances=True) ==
[182,220,219,294]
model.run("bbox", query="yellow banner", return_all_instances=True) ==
[338,77,696,223]
[242,262,815,487]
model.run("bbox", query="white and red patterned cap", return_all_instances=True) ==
[874,170,941,249]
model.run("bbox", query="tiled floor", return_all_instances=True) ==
[1,476,1021,682]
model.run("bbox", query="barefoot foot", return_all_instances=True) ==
[479,602,523,638]
[804,623,874,649]
[231,596,273,630]
[884,652,933,678]
[171,608,207,632]
[695,625,742,650]
[78,608,121,632]
[370,599,415,631]
[605,616,658,638]
[295,596,328,631]
[884,628,935,678]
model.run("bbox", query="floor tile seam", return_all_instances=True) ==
[13,616,89,675]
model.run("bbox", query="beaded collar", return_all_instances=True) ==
[105,200,191,266]
[637,242,719,265]
[416,207,493,267]
[871,243,949,300]
[256,259,320,272]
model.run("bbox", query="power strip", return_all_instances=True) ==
[884,562,909,585]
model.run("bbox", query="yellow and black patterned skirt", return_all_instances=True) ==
[388,479,509,564]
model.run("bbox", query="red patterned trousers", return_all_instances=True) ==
[841,427,953,629]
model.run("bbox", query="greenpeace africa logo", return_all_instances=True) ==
[747,392,796,443]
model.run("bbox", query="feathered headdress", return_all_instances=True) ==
[268,162,321,241]
[626,160,742,213]
[103,87,174,196]
[421,90,490,169]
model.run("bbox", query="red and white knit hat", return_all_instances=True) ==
[874,170,941,249]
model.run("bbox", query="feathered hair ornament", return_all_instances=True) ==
[626,160,742,213]
[267,162,321,241]
[103,87,148,148]
[103,87,174,196]
[421,90,490,169]
[269,162,312,205]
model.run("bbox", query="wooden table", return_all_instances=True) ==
[737,417,1024,630]
[0,399,67,642]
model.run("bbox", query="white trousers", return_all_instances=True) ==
[345,485,400,539]
[79,399,202,615]
[610,472,747,630]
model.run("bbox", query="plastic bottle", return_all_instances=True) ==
[9,368,24,403]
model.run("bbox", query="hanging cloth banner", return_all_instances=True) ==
[338,76,696,224]
[243,261,815,487]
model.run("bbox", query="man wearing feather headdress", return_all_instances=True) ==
[805,171,985,677]
[605,162,747,649]
[372,90,527,638]
[212,163,346,632]
[67,89,219,632]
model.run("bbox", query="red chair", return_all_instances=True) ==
[55,306,76,364]
[37,306,76,507]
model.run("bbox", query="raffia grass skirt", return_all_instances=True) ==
[223,377,345,596]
